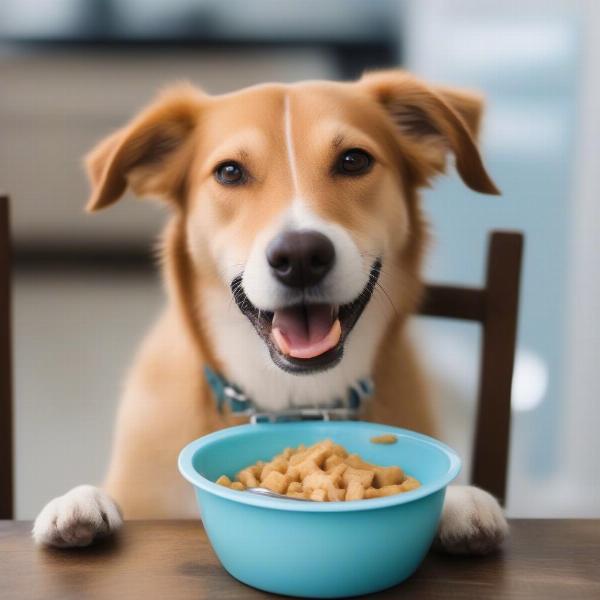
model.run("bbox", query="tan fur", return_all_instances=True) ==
[84,70,497,518]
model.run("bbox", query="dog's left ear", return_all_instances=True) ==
[85,83,202,211]
[361,70,499,195]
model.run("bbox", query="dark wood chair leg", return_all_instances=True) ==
[0,194,14,519]
[471,231,523,506]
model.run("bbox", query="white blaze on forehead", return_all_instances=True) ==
[284,94,300,196]
[242,92,369,311]
[284,93,311,224]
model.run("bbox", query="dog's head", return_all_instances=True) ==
[86,71,497,378]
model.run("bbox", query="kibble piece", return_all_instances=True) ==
[245,463,262,478]
[370,434,398,444]
[399,476,421,492]
[326,484,345,502]
[287,491,308,499]
[260,457,288,480]
[286,465,301,483]
[365,487,382,499]
[345,479,365,501]
[216,475,232,488]
[230,482,245,491]
[303,469,346,502]
[330,443,348,458]
[324,454,344,471]
[306,446,333,469]
[281,448,294,460]
[373,466,405,488]
[303,470,332,492]
[289,449,310,466]
[261,471,289,494]
[343,466,375,488]
[296,458,321,480]
[345,454,376,471]
[237,468,259,488]
[379,484,408,497]
[310,489,327,502]
[287,481,303,494]
[327,463,348,486]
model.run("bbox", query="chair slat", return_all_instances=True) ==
[471,231,523,505]
[0,194,14,519]
[419,284,486,322]
[419,231,523,505]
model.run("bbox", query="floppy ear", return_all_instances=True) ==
[85,83,202,211]
[361,70,499,195]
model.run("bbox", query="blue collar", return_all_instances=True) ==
[204,365,374,422]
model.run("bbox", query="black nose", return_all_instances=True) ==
[266,230,335,288]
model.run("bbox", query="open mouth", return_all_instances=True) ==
[231,260,382,374]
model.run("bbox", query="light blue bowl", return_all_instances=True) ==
[178,421,460,598]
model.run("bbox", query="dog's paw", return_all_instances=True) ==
[32,485,122,548]
[435,485,508,555]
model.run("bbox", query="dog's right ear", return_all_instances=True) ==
[85,84,203,212]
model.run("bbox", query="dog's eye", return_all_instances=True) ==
[336,149,373,176]
[215,161,245,185]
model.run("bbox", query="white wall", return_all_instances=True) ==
[402,0,599,517]
[0,49,336,247]
[562,0,600,516]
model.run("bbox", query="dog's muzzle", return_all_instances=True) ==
[231,257,382,375]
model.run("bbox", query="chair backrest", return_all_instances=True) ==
[419,231,524,505]
[0,194,13,519]
[0,197,522,518]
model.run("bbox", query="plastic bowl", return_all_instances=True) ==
[178,421,460,598]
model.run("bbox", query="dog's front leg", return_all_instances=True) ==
[32,485,122,548]
[435,485,509,555]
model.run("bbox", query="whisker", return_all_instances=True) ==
[374,281,399,318]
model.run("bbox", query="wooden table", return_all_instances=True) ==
[1,520,599,599]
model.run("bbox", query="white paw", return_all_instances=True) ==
[435,485,509,555]
[32,485,122,548]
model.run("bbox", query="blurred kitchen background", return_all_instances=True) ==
[1,0,598,519]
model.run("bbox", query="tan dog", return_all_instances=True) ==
[33,70,508,554]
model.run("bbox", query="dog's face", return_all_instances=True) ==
[186,82,418,375]
[86,71,497,378]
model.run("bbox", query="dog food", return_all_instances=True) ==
[216,439,420,501]
[370,434,398,444]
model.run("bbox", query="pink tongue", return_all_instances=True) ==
[272,304,341,359]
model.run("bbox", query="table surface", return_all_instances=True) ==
[1,519,599,600]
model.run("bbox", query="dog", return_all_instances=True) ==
[33,70,508,555]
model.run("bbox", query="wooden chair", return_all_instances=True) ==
[419,231,523,505]
[0,192,522,518]
[1,194,13,519]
